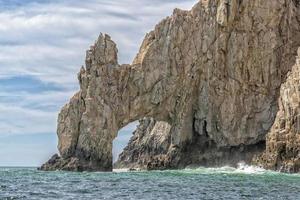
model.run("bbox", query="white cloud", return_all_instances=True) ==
[0,103,57,135]
[0,0,197,136]
[0,89,75,136]
[0,0,196,83]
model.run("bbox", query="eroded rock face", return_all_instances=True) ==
[115,118,266,170]
[114,118,173,170]
[254,48,300,173]
[41,0,300,172]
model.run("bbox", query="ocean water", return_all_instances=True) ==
[0,165,300,200]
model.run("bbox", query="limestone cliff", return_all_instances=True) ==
[40,0,300,172]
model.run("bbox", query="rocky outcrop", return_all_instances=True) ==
[39,154,89,171]
[41,0,300,172]
[254,48,300,173]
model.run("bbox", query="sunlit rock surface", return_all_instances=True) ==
[41,0,300,172]
[254,48,300,173]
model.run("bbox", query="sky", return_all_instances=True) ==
[0,0,197,167]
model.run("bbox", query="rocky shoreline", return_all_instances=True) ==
[41,0,300,173]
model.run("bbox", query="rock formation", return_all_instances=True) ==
[41,0,300,172]
[254,48,300,173]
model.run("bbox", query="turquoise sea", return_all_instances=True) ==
[0,165,300,200]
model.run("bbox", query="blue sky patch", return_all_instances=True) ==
[0,75,62,93]
[0,133,58,167]
[0,0,57,9]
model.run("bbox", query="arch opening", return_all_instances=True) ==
[113,118,173,170]
[112,121,139,165]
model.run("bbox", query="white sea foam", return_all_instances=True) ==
[235,162,266,174]
[184,162,268,175]
[113,168,130,173]
[113,168,142,173]
[113,163,267,174]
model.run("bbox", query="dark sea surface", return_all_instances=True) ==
[0,165,300,200]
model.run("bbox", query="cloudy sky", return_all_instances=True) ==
[0,0,197,166]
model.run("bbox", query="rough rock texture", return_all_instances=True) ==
[39,154,91,171]
[114,118,173,170]
[254,48,300,173]
[115,118,266,170]
[41,0,300,172]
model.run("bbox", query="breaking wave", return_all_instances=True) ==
[183,162,272,175]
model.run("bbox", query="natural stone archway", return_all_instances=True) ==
[40,0,300,172]
[54,31,199,171]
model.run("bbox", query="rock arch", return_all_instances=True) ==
[55,31,197,171]
[40,0,300,172]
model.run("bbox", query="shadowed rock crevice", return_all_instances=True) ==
[40,0,300,172]
[115,118,266,170]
